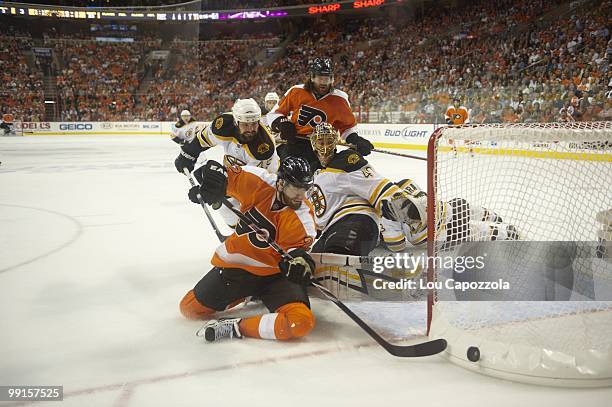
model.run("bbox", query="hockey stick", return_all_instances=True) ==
[183,168,228,243]
[276,138,426,162]
[219,197,447,357]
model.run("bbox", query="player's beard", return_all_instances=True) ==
[239,130,257,143]
[279,189,303,210]
[314,83,330,97]
[283,193,302,210]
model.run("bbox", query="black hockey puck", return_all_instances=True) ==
[467,346,480,362]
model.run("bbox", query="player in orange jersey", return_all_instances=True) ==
[266,58,373,168]
[179,157,319,342]
[445,97,471,156]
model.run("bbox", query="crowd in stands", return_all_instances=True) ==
[1,0,610,124]
[0,31,45,122]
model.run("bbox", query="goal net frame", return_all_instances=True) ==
[426,122,612,387]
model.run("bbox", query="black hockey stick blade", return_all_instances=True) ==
[312,281,447,357]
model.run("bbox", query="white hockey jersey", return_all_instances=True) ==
[309,150,405,232]
[171,118,201,144]
[194,113,279,173]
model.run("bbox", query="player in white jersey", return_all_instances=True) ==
[261,92,281,137]
[307,122,426,255]
[380,179,520,252]
[170,110,200,145]
[174,98,279,228]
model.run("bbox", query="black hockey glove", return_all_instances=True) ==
[279,249,316,286]
[271,116,297,142]
[175,150,197,173]
[346,133,374,156]
[192,160,228,206]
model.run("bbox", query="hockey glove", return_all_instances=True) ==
[381,191,427,225]
[271,116,297,142]
[192,160,228,206]
[346,133,374,156]
[175,150,197,173]
[279,249,316,286]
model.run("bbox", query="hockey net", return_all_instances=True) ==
[427,122,612,387]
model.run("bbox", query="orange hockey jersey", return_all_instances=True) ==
[266,84,358,140]
[211,165,317,276]
[445,105,470,125]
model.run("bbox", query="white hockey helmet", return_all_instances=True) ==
[180,109,191,121]
[232,98,261,123]
[264,92,280,103]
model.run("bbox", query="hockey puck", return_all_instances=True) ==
[467,346,480,362]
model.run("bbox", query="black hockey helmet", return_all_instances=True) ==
[309,58,333,77]
[277,157,313,189]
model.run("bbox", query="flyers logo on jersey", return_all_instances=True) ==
[297,105,327,127]
[235,207,277,249]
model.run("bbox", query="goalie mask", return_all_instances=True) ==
[311,122,339,167]
[232,98,261,143]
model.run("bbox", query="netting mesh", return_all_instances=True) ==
[428,122,612,386]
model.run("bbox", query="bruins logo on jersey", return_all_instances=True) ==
[308,184,327,218]
[224,154,247,168]
[257,143,270,154]
[347,153,360,165]
[214,117,224,129]
[297,105,327,127]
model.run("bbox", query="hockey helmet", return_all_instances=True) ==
[310,58,333,77]
[264,92,280,103]
[232,98,261,123]
[311,122,339,167]
[180,109,191,121]
[277,157,313,190]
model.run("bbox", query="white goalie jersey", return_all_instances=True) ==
[381,179,520,252]
[194,113,279,173]
[309,150,405,232]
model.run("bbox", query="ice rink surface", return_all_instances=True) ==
[1,135,611,407]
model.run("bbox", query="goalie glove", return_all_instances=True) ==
[192,160,228,206]
[271,116,297,142]
[279,249,316,286]
[346,133,374,156]
[382,190,427,225]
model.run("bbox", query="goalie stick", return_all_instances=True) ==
[183,168,229,243]
[219,196,447,358]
